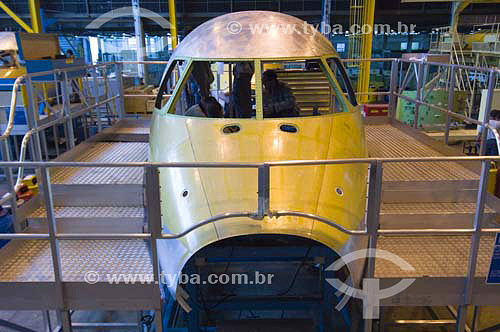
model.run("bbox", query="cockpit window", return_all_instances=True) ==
[327,58,358,106]
[161,60,255,118]
[155,60,186,109]
[155,58,355,118]
[259,59,349,117]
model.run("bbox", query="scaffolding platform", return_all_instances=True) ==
[366,117,500,306]
[0,119,155,311]
[0,117,499,312]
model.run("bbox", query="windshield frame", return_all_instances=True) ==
[155,56,356,118]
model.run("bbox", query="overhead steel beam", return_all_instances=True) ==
[0,1,34,32]
[28,0,42,33]
[132,0,146,80]
[357,0,376,104]
[169,0,178,49]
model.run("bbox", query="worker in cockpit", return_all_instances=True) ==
[262,70,300,118]
[230,62,254,118]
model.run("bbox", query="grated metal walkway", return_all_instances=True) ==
[51,142,148,185]
[366,124,479,182]
[380,202,494,215]
[0,239,152,282]
[375,235,496,278]
[28,206,144,219]
[0,120,497,310]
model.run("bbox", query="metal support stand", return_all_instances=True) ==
[60,73,75,149]
[471,306,480,332]
[25,76,43,161]
[0,139,18,230]
[445,66,456,146]
[257,164,270,219]
[40,167,72,332]
[363,161,383,332]
[388,60,399,119]
[456,160,491,331]
[0,319,37,332]
[479,72,497,156]
[145,166,164,332]
[115,63,125,119]
[90,68,103,132]
[413,62,425,129]
[42,310,52,332]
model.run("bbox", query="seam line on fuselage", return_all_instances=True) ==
[312,116,334,235]
[184,121,220,239]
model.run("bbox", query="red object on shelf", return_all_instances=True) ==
[362,104,389,117]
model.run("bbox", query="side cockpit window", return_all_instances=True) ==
[155,60,186,110]
[327,58,358,106]
[158,60,254,119]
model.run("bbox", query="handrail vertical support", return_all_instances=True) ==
[388,60,399,120]
[115,63,125,119]
[479,71,497,156]
[39,167,72,332]
[60,72,75,149]
[364,161,383,332]
[257,164,270,219]
[0,140,18,231]
[414,62,425,129]
[90,67,103,132]
[456,159,490,331]
[145,165,164,332]
[445,66,456,146]
[25,76,43,161]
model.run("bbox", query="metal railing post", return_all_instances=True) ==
[445,66,457,146]
[456,159,490,331]
[115,62,125,119]
[479,71,497,156]
[257,164,270,219]
[90,67,103,132]
[364,160,384,332]
[414,62,425,129]
[388,60,399,119]
[0,141,18,231]
[144,165,164,332]
[39,166,73,332]
[25,76,43,161]
[61,72,75,149]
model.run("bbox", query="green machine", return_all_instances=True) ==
[396,89,467,128]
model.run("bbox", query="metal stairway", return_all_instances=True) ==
[365,122,498,230]
[0,120,153,284]
[276,71,331,115]
[365,121,499,308]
